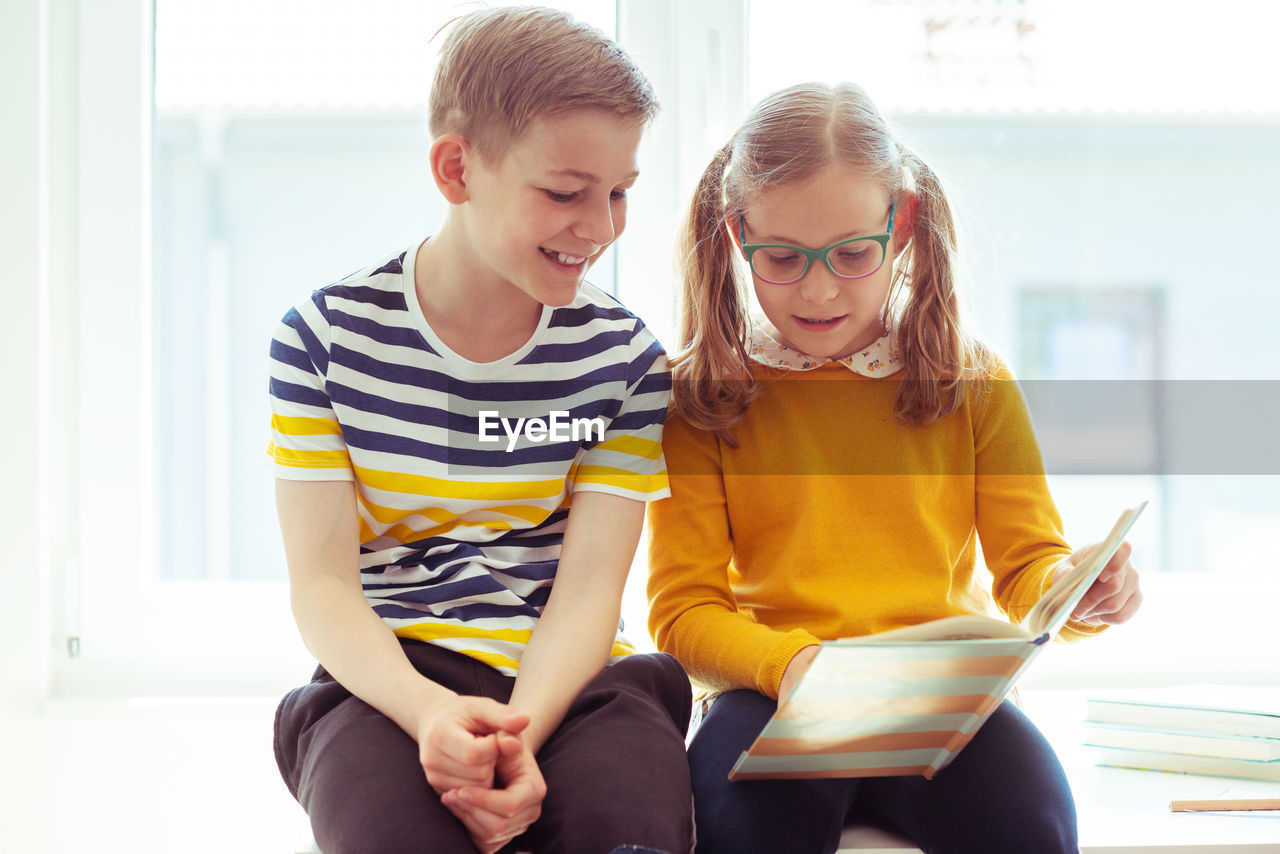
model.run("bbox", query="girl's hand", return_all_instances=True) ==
[417,696,531,795]
[778,644,820,704]
[1059,540,1143,625]
[441,731,546,854]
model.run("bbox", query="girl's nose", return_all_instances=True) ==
[797,264,840,304]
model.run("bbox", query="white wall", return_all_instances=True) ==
[0,0,55,843]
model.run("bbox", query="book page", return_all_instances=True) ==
[1025,501,1147,638]
[858,614,1031,643]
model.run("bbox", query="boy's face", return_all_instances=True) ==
[460,109,644,307]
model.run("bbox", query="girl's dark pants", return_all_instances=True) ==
[274,639,694,854]
[690,689,1078,854]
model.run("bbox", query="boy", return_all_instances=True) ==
[268,8,692,854]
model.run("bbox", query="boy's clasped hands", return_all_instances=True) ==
[420,695,546,854]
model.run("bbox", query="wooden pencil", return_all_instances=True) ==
[1169,797,1280,812]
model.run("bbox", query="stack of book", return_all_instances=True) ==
[1084,685,1280,781]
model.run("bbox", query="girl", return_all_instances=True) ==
[647,82,1142,854]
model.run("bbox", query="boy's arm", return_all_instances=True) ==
[506,489,644,753]
[276,478,528,791]
[445,491,640,838]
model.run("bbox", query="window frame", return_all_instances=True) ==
[50,0,311,697]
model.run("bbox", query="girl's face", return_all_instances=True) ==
[740,165,903,360]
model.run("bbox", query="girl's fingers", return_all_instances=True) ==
[1085,586,1142,625]
[1077,565,1142,624]
[1071,545,1138,620]
[1072,575,1121,620]
[1104,587,1144,624]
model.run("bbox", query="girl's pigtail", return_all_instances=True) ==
[892,145,988,424]
[671,143,756,441]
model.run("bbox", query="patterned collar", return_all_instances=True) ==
[747,315,903,377]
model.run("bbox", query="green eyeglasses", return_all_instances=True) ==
[738,201,897,285]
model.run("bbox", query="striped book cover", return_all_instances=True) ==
[729,636,1044,780]
[729,502,1146,781]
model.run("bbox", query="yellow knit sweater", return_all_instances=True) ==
[647,359,1102,700]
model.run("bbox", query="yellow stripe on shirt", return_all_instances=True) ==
[591,434,664,460]
[358,497,457,527]
[462,649,524,671]
[374,517,516,546]
[271,445,353,469]
[572,464,670,494]
[483,504,560,525]
[271,414,343,436]
[394,622,535,645]
[354,465,567,502]
[358,497,552,529]
[392,622,637,664]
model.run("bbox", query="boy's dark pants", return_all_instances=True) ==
[274,640,694,854]
[689,690,1078,854]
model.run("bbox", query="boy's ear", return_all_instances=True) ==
[892,191,918,255]
[429,134,471,205]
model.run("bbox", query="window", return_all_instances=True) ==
[153,0,617,585]
[745,0,1280,685]
[1019,288,1165,571]
[51,0,1280,696]
[57,0,626,696]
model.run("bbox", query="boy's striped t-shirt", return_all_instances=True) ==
[268,242,672,674]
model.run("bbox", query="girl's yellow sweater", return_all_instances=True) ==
[646,360,1102,700]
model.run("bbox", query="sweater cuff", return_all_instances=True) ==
[756,629,822,700]
[1056,619,1109,642]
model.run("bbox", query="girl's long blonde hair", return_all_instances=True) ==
[674,82,989,436]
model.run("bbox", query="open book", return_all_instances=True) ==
[729,501,1147,781]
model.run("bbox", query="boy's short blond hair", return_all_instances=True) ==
[429,6,657,160]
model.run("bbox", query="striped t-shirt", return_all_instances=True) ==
[268,241,672,674]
